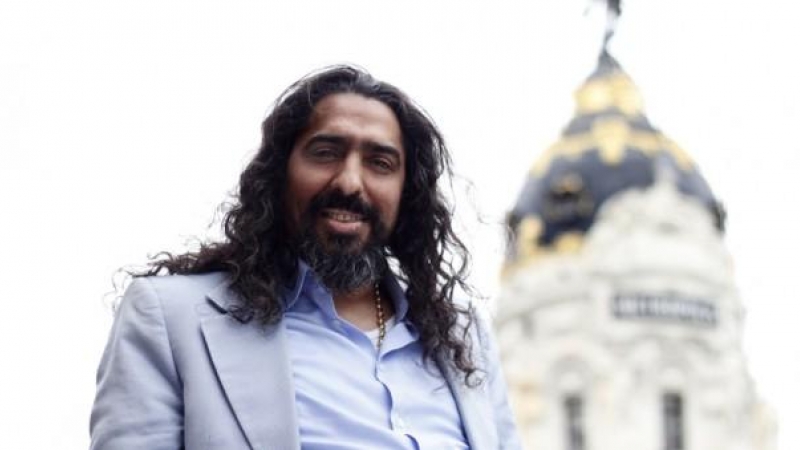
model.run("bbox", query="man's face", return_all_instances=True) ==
[285,93,406,256]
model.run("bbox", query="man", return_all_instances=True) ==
[90,65,521,449]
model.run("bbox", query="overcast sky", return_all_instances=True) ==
[1,1,798,448]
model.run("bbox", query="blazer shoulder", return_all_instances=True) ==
[142,271,229,296]
[125,272,230,320]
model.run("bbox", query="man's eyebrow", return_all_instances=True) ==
[364,142,403,161]
[305,134,347,147]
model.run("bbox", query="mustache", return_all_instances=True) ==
[306,189,379,224]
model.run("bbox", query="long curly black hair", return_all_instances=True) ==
[142,65,478,383]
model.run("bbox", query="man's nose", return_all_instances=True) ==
[331,154,365,195]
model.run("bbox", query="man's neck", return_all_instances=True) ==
[332,283,394,332]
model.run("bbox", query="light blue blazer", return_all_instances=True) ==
[90,273,521,450]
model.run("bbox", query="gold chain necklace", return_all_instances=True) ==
[374,282,386,350]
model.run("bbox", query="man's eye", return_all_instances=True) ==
[371,158,393,171]
[310,147,338,159]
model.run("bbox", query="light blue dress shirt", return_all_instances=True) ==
[283,264,469,449]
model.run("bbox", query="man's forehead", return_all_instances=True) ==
[310,93,394,120]
[300,93,405,152]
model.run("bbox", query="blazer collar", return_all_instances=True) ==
[205,276,238,312]
[204,263,308,313]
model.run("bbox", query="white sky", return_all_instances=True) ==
[1,1,798,449]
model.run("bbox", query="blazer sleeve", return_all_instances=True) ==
[475,310,523,450]
[89,278,184,450]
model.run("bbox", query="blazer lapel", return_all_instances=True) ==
[441,361,494,450]
[201,283,299,450]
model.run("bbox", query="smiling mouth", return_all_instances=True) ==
[318,209,369,236]
[323,209,364,223]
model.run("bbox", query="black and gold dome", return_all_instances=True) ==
[504,50,725,271]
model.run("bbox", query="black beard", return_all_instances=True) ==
[294,190,389,292]
[297,229,387,292]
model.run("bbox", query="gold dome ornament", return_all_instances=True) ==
[503,0,722,275]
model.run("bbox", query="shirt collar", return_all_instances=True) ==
[382,272,409,320]
[282,260,410,322]
[282,260,311,312]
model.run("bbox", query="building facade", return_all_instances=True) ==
[496,51,776,450]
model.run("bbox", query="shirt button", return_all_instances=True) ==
[393,414,406,430]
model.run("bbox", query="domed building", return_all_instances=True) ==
[496,48,776,450]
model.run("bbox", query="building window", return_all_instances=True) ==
[564,394,585,450]
[663,392,684,450]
